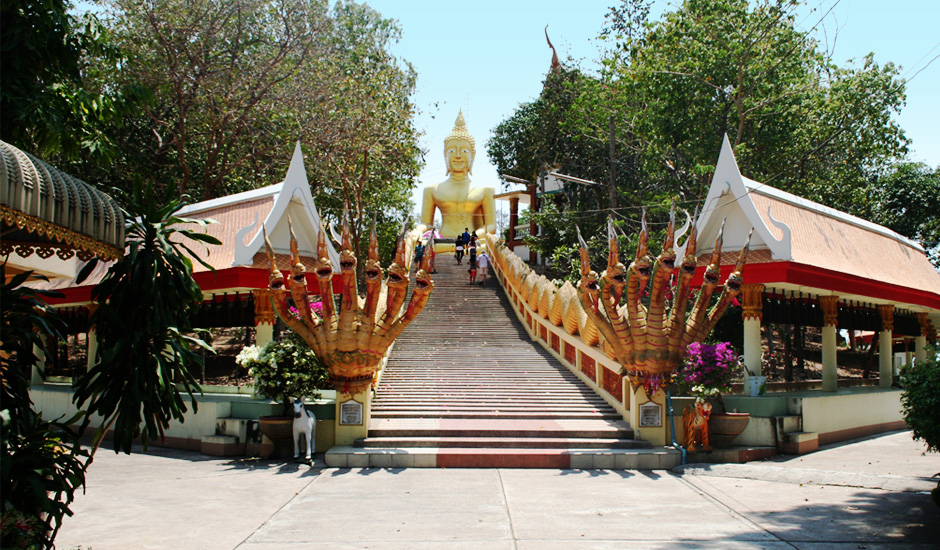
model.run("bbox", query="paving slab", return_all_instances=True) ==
[242,468,512,547]
[56,447,318,550]
[55,431,940,550]
[499,468,777,544]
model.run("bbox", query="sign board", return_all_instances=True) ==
[339,399,363,426]
[638,401,662,427]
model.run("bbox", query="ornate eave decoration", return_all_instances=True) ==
[0,141,125,262]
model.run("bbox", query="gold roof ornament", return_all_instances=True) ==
[444,110,475,154]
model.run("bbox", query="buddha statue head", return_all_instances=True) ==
[444,110,475,176]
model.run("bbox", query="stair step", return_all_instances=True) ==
[325,446,681,469]
[355,436,651,449]
[359,259,635,466]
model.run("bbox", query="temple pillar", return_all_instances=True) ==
[252,289,276,399]
[819,295,840,392]
[914,313,929,363]
[31,343,45,386]
[741,284,765,378]
[877,304,894,388]
[252,289,275,348]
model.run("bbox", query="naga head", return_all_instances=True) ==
[658,204,677,271]
[723,228,752,293]
[601,216,626,302]
[288,218,307,288]
[363,218,382,287]
[412,248,434,296]
[576,225,600,312]
[313,216,334,286]
[630,209,653,286]
[679,209,699,280]
[385,223,410,291]
[263,226,286,290]
[702,217,726,288]
[338,205,357,276]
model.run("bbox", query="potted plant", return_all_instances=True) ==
[235,331,329,445]
[674,341,749,449]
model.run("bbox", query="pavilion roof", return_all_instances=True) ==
[680,136,940,315]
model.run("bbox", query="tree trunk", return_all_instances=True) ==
[863,332,879,379]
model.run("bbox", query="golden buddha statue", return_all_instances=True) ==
[417,111,496,251]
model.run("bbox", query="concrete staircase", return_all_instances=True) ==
[326,251,667,468]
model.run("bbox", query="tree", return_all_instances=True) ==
[297,0,422,272]
[900,348,940,453]
[490,0,917,270]
[80,0,421,271]
[863,162,940,267]
[0,0,148,163]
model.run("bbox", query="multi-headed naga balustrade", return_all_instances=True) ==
[576,209,752,393]
[264,217,433,394]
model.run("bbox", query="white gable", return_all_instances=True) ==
[677,135,791,260]
[232,142,340,269]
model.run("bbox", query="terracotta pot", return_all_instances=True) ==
[258,416,293,440]
[258,416,294,458]
[708,412,750,448]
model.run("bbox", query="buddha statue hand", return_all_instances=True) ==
[264,213,434,394]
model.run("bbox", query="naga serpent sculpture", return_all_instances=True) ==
[264,215,433,394]
[576,208,752,394]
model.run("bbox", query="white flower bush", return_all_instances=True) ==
[236,331,329,414]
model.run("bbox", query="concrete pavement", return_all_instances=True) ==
[57,430,939,549]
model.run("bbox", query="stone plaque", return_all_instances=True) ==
[638,401,662,427]
[339,399,363,425]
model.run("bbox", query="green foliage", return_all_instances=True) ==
[72,185,221,454]
[74,0,420,276]
[900,348,940,453]
[235,331,329,416]
[0,264,89,549]
[0,0,149,163]
[491,0,920,266]
[863,162,940,267]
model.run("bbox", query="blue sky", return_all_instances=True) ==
[363,0,940,215]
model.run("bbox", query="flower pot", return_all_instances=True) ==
[746,375,767,396]
[708,412,750,448]
[258,416,294,458]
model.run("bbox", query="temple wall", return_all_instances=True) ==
[797,389,905,445]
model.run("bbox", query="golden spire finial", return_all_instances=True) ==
[444,110,475,153]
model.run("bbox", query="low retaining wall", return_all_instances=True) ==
[30,383,336,455]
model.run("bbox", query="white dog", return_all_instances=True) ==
[292,397,316,461]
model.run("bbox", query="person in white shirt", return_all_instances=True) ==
[476,252,489,285]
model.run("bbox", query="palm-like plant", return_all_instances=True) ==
[73,184,221,453]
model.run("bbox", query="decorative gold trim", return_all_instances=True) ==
[740,283,765,321]
[818,295,840,327]
[915,312,933,340]
[0,205,122,261]
[877,304,895,332]
[252,289,276,326]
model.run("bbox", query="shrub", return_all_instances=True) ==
[900,347,940,453]
[672,341,743,412]
[236,331,329,415]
